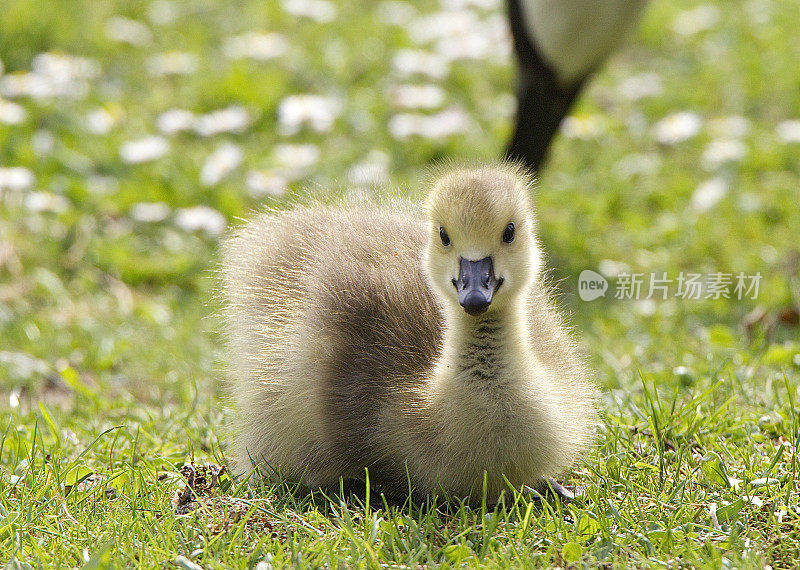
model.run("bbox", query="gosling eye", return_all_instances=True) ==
[502,222,515,244]
[439,227,451,247]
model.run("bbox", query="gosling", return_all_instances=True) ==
[221,163,596,502]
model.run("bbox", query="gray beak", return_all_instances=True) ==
[455,257,499,316]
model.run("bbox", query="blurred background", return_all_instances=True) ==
[1,0,799,456]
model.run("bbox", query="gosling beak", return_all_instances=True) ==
[455,256,500,316]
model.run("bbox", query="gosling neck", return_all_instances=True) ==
[435,298,531,389]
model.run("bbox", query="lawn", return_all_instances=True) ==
[1,0,799,567]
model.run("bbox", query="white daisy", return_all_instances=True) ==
[272,143,320,180]
[278,95,341,135]
[392,50,449,79]
[388,106,470,139]
[776,120,800,143]
[701,139,747,170]
[119,136,169,164]
[376,1,418,26]
[346,151,391,186]
[654,111,702,145]
[0,99,26,124]
[613,153,661,180]
[9,389,20,409]
[561,114,607,140]
[86,174,119,196]
[707,115,750,138]
[222,32,289,61]
[105,17,153,46]
[0,73,44,99]
[174,206,226,236]
[131,202,171,223]
[200,143,243,186]
[245,170,288,198]
[157,108,196,135]
[32,130,55,156]
[426,108,469,138]
[434,14,509,62]
[391,84,445,109]
[147,52,198,77]
[409,10,476,44]
[618,73,663,101]
[690,178,728,213]
[147,0,179,25]
[32,52,101,81]
[598,259,630,278]
[194,106,251,137]
[1,52,100,100]
[282,0,337,22]
[0,352,49,381]
[0,167,35,190]
[672,5,720,37]
[85,106,123,134]
[24,191,70,213]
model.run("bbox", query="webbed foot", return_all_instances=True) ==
[524,478,583,501]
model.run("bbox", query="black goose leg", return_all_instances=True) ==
[506,67,583,173]
[505,0,584,172]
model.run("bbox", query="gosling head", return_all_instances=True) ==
[424,165,543,318]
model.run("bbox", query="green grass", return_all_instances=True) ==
[1,0,799,567]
